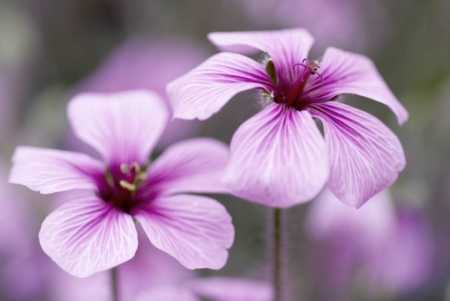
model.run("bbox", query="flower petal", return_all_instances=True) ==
[134,194,234,270]
[305,47,408,124]
[39,191,138,277]
[224,104,329,208]
[142,138,229,196]
[208,28,314,75]
[190,277,273,301]
[68,90,169,165]
[310,102,406,208]
[167,52,271,120]
[9,146,103,194]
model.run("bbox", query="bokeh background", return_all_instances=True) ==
[0,0,449,300]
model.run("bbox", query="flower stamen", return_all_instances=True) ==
[119,180,137,192]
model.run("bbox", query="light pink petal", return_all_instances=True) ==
[39,191,138,277]
[311,102,406,208]
[9,146,103,194]
[68,90,169,165]
[224,104,329,208]
[167,52,271,120]
[305,47,408,124]
[144,138,229,196]
[208,28,314,75]
[307,190,395,249]
[190,277,273,301]
[134,194,234,270]
[136,286,199,301]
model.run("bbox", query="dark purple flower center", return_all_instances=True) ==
[266,59,329,110]
[97,162,149,213]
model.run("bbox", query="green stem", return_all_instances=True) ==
[273,208,283,301]
[111,267,120,301]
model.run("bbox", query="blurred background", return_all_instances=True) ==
[0,0,449,300]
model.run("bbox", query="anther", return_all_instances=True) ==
[119,180,137,192]
[120,163,130,174]
[295,59,321,76]
[131,162,141,174]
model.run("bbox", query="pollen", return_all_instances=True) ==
[119,180,137,192]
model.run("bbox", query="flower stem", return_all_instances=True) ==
[111,267,120,301]
[273,208,283,301]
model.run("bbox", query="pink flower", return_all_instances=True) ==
[234,0,386,51]
[307,190,396,250]
[48,242,192,301]
[168,28,408,208]
[189,277,273,301]
[136,277,272,301]
[307,191,433,297]
[76,37,206,147]
[365,208,434,296]
[0,163,45,300]
[9,90,234,277]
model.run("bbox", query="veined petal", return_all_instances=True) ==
[9,146,103,194]
[190,277,273,301]
[208,28,314,76]
[68,90,169,165]
[142,138,229,197]
[311,102,406,208]
[305,47,408,124]
[134,195,234,270]
[167,52,271,120]
[39,191,138,277]
[224,104,329,208]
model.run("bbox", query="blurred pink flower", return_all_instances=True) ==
[76,37,207,147]
[136,277,272,301]
[168,28,407,208]
[307,190,434,297]
[10,90,234,277]
[0,163,44,300]
[365,208,434,296]
[235,0,385,50]
[307,190,396,250]
[189,277,272,301]
[49,239,192,301]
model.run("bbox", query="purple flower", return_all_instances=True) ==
[136,277,272,301]
[234,0,386,50]
[168,28,408,208]
[48,242,192,301]
[189,277,273,301]
[76,37,206,147]
[0,162,44,300]
[307,191,434,297]
[307,190,396,250]
[9,90,234,277]
[365,208,434,296]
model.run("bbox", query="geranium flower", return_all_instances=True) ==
[168,28,408,208]
[48,242,192,301]
[10,90,234,277]
[76,37,206,147]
